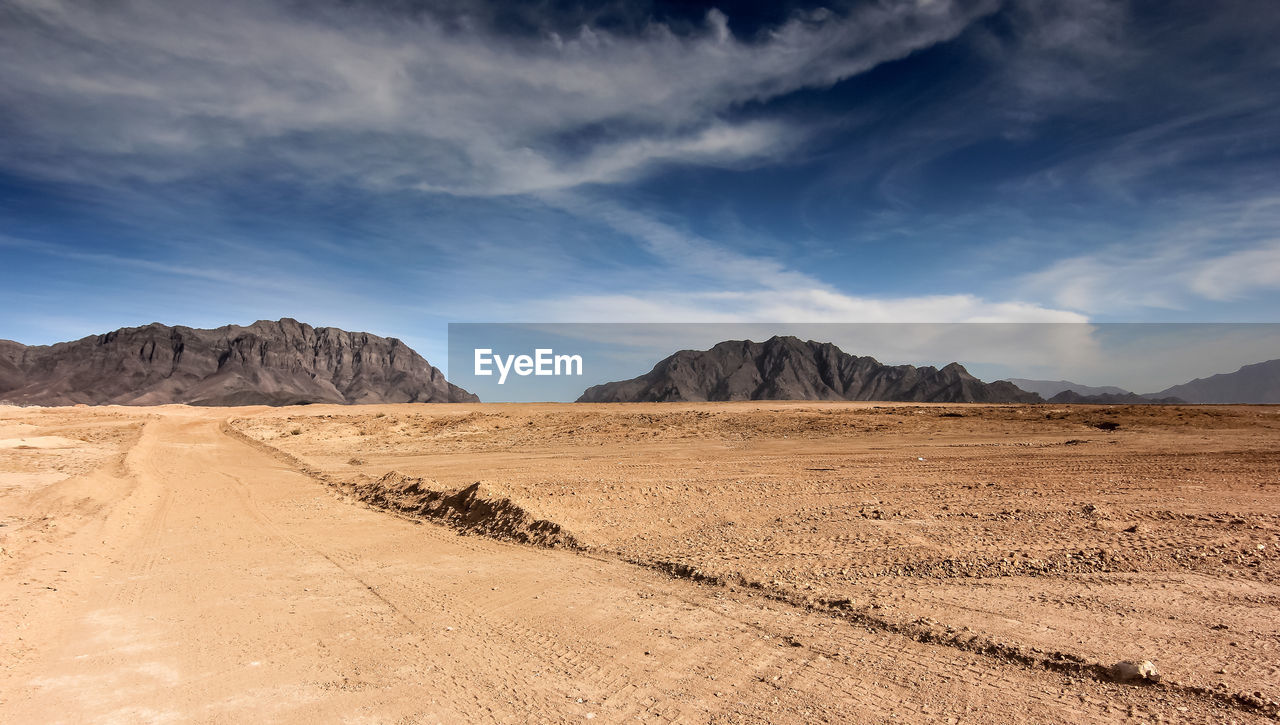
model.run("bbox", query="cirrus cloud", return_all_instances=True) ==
[0,0,998,195]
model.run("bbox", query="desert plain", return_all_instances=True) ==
[1,402,1277,723]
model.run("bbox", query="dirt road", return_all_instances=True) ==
[1,406,1273,723]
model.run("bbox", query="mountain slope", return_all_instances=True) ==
[1005,378,1130,398]
[0,339,26,393]
[577,337,1041,403]
[1149,359,1280,403]
[0,318,477,406]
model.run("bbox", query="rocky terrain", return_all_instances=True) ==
[0,318,475,406]
[578,336,1042,403]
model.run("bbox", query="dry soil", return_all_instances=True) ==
[2,402,1277,723]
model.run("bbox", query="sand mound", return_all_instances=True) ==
[353,472,579,549]
[223,421,576,548]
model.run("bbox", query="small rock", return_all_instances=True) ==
[1107,660,1160,684]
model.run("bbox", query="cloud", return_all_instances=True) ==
[1021,238,1280,313]
[415,120,796,196]
[504,195,1086,324]
[0,0,996,195]
[7,0,1276,343]
[520,290,1086,324]
[1190,242,1280,301]
[982,0,1131,111]
[1016,194,1280,314]
[1016,252,1189,314]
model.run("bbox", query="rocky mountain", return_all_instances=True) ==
[1147,359,1280,404]
[1047,390,1184,405]
[1005,378,1130,399]
[577,336,1041,404]
[0,318,477,406]
[0,339,26,393]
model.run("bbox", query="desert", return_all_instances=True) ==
[6,0,1279,721]
[2,401,1277,723]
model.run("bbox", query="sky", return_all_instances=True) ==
[2,0,1279,382]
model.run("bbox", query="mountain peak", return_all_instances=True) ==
[1151,358,1280,403]
[0,320,477,406]
[577,339,1040,403]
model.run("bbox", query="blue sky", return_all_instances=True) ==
[2,0,1279,371]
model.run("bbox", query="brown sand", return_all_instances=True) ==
[1,402,1277,722]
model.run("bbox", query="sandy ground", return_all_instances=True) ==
[1,402,1277,723]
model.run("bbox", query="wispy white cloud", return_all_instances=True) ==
[506,196,1085,324]
[5,0,1277,346]
[1016,194,1280,314]
[0,0,997,195]
[1017,249,1190,314]
[520,289,1086,323]
[1190,242,1280,301]
[1021,238,1280,313]
[980,0,1131,112]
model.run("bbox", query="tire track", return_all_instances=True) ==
[223,414,1280,722]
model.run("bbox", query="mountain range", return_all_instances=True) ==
[1009,360,1280,404]
[1046,390,1184,405]
[1148,359,1280,403]
[0,318,476,406]
[577,336,1041,403]
[1005,379,1130,398]
[4,322,1276,407]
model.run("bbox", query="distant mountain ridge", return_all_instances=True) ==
[1148,359,1280,404]
[0,318,477,406]
[577,336,1041,403]
[1005,378,1131,398]
[1048,390,1184,405]
[1009,362,1280,404]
